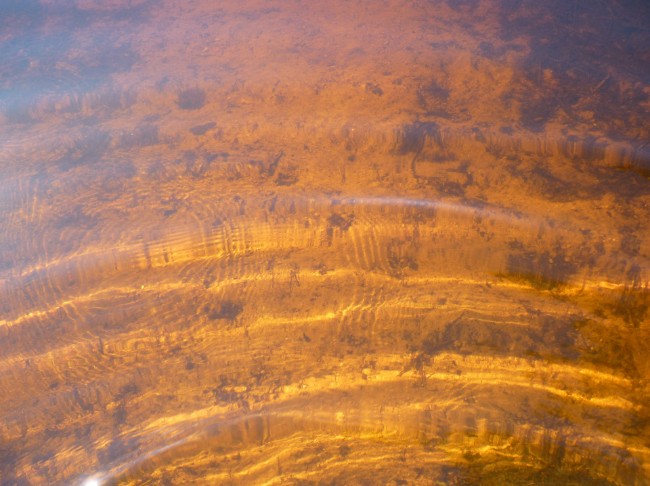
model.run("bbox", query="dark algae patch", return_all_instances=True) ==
[177,87,207,110]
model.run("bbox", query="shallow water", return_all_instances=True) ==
[0,1,649,485]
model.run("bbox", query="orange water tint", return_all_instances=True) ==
[0,0,648,484]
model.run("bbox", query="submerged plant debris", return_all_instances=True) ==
[0,0,648,485]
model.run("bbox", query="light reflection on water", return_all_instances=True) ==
[1,1,649,485]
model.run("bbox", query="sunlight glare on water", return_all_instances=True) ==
[0,0,648,485]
